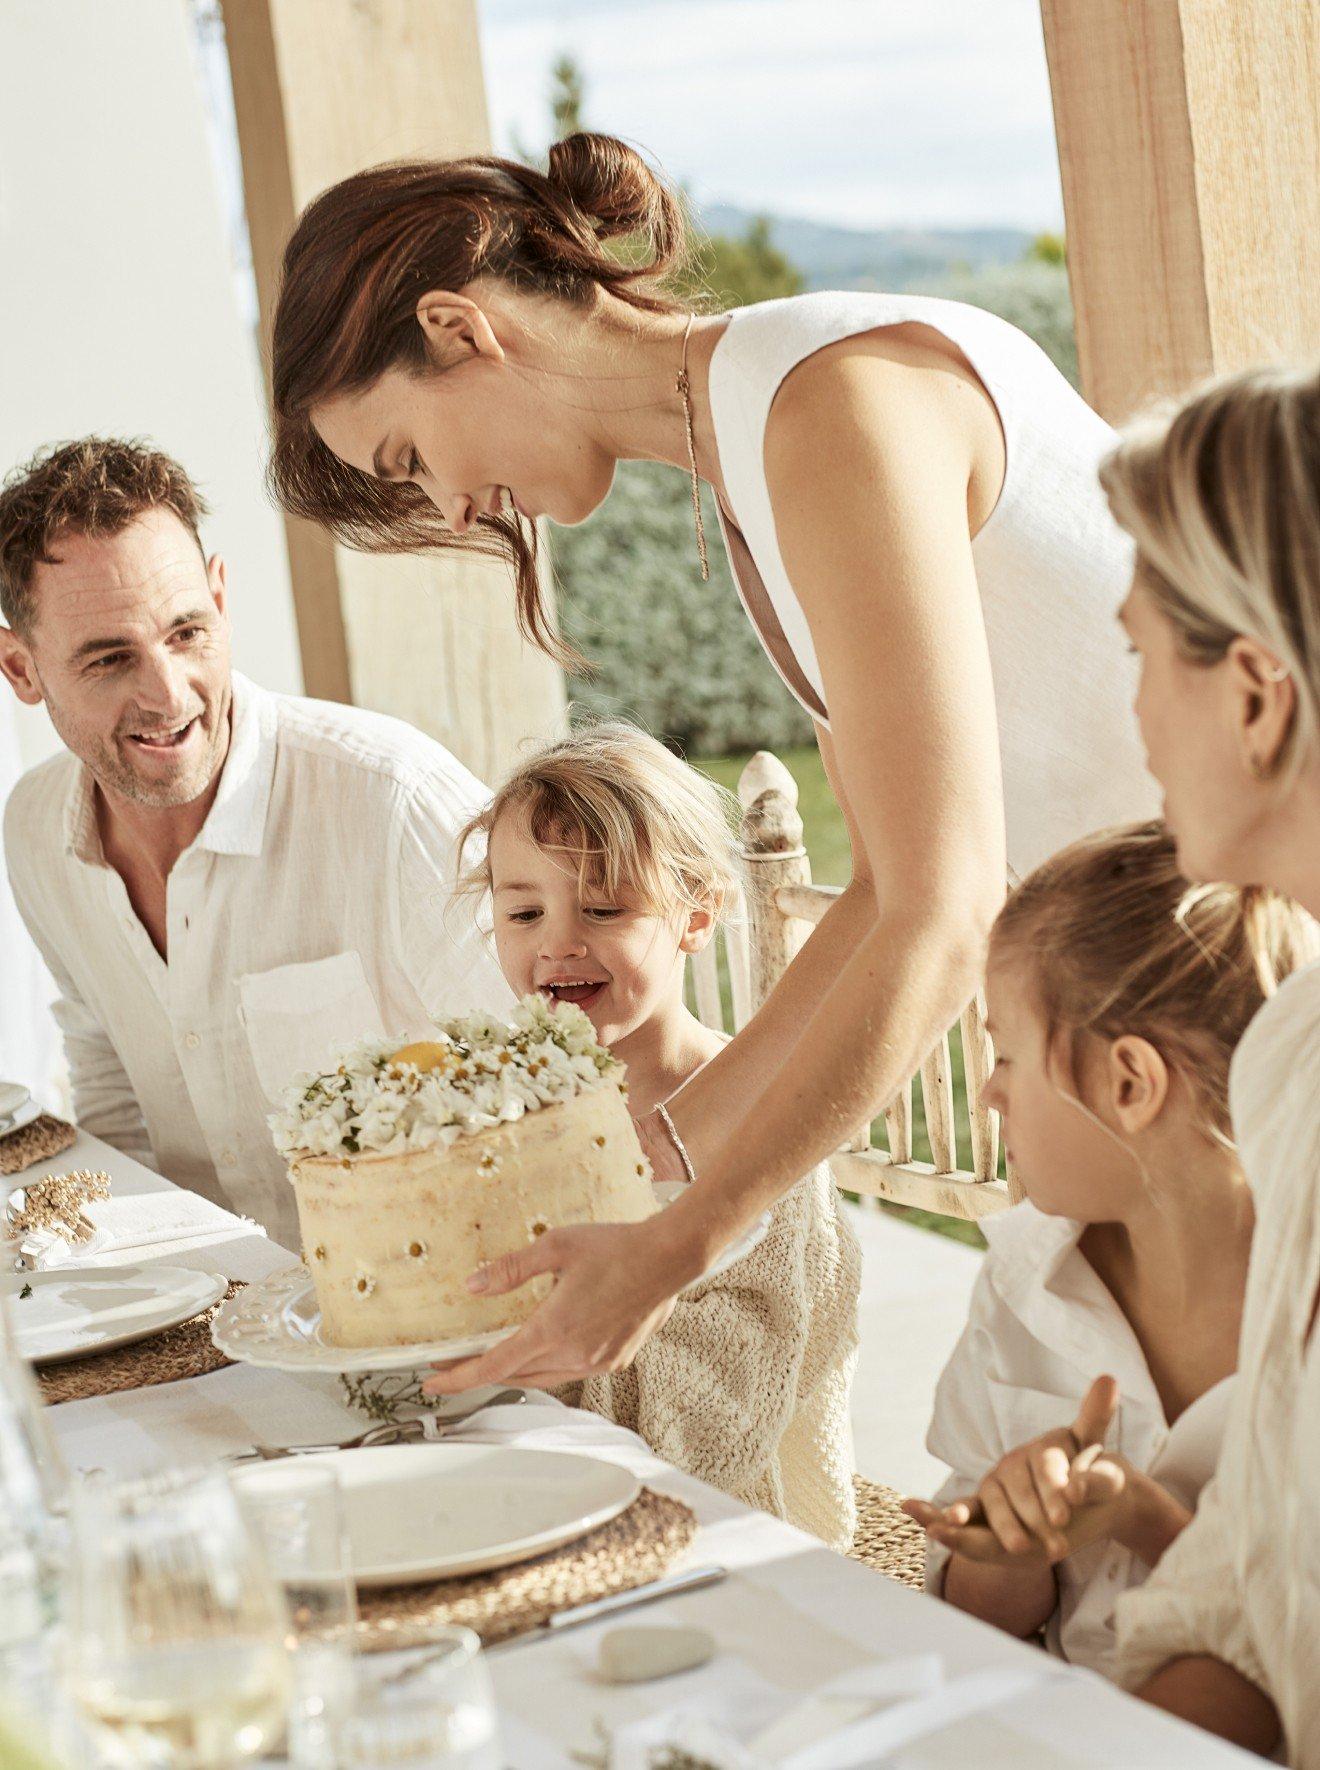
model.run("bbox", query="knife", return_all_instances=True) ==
[386,1563,728,1683]
[534,1561,727,1640]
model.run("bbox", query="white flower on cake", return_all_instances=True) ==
[268,995,623,1160]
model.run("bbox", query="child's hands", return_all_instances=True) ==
[904,1376,1126,1565]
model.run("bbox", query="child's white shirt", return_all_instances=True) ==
[925,1200,1233,1677]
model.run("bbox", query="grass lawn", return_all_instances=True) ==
[694,745,988,1250]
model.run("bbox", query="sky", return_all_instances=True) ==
[476,0,1066,233]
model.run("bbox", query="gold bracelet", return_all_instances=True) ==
[655,1102,697,1186]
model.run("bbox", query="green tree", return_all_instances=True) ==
[1026,230,1067,267]
[549,52,585,139]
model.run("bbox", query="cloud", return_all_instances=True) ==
[478,0,1064,230]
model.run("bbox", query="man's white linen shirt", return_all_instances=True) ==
[1116,961,1320,1767]
[925,1200,1232,1677]
[3,674,513,1250]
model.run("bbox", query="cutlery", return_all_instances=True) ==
[227,1387,525,1462]
[476,1563,729,1662]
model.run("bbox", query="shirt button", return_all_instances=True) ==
[220,1147,237,1167]
[183,1032,201,1050]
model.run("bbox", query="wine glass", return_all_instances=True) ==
[62,1466,291,1769]
[345,1628,501,1768]
[230,1462,357,1768]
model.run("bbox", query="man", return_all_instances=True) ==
[0,437,512,1249]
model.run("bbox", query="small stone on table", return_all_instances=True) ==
[597,1624,715,1684]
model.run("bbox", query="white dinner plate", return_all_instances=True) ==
[232,1443,641,1584]
[211,1184,769,1376]
[4,1264,228,1365]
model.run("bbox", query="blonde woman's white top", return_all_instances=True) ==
[925,1200,1233,1677]
[1117,961,1320,1767]
[706,291,1158,877]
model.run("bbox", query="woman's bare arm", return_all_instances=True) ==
[652,344,1006,1251]
[426,345,1007,1389]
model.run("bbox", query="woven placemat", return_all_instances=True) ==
[0,1114,77,1177]
[356,1487,695,1653]
[36,1280,245,1406]
[848,1475,926,1590]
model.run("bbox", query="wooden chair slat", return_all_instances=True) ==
[919,1036,956,1173]
[883,1083,912,1166]
[690,941,725,1032]
[775,882,839,926]
[959,993,999,1182]
[831,1150,1012,1221]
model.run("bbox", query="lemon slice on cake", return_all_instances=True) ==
[388,1040,453,1073]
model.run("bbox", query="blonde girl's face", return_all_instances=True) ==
[980,955,1138,1221]
[487,810,709,1050]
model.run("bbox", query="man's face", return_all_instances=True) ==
[0,508,232,808]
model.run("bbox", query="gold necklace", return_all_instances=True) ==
[677,314,710,582]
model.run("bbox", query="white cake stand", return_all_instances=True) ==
[211,1183,769,1375]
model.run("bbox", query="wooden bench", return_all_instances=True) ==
[688,750,1017,1224]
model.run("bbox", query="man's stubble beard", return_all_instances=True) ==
[35,665,230,811]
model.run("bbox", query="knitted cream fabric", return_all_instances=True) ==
[564,1165,861,1550]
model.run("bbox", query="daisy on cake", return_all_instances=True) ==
[268,997,655,1347]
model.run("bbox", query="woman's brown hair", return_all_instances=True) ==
[269,134,690,666]
[991,820,1318,1142]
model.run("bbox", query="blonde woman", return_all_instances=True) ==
[903,822,1313,1676]
[269,132,1155,1385]
[1087,365,1320,1762]
[441,723,860,1546]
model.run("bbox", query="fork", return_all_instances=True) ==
[229,1387,525,1463]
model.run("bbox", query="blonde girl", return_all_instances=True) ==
[904,821,1314,1680]
[1095,364,1320,1763]
[449,722,861,1547]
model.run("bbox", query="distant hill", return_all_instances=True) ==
[695,202,1034,293]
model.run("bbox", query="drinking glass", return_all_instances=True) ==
[345,1628,501,1768]
[61,1466,290,1769]
[230,1462,357,1768]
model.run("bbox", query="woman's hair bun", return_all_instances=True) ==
[546,132,684,260]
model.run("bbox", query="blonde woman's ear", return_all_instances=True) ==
[1107,1034,1169,1134]
[1227,635,1296,780]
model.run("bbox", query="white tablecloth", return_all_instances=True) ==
[31,1131,1253,1768]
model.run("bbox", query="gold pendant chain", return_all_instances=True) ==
[678,313,710,582]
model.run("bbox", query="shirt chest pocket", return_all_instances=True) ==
[984,1375,1085,1456]
[238,951,388,1105]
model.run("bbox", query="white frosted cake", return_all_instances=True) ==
[269,997,656,1347]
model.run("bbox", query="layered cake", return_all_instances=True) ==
[269,997,656,1347]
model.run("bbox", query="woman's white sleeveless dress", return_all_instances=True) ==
[706,291,1158,877]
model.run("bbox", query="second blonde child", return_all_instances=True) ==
[906,821,1315,1675]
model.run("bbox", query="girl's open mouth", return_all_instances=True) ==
[539,981,606,1009]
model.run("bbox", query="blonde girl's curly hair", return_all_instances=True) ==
[991,821,1319,1142]
[458,721,742,922]
[1100,362,1320,773]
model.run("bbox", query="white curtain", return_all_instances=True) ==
[0,694,61,1102]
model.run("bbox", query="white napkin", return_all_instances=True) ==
[604,1656,1061,1770]
[19,1191,260,1269]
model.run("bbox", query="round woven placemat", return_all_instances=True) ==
[848,1475,926,1590]
[0,1114,77,1177]
[355,1486,695,1653]
[36,1280,245,1406]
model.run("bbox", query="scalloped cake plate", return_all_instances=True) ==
[211,1185,769,1376]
